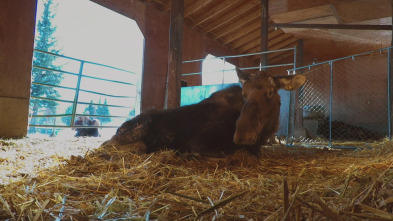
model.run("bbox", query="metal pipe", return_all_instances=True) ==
[34,49,134,74]
[270,23,392,30]
[182,63,295,76]
[30,114,133,119]
[70,61,85,128]
[182,47,296,63]
[288,46,393,72]
[28,124,121,129]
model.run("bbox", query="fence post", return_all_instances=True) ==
[286,47,297,145]
[165,0,184,109]
[387,47,393,139]
[70,61,85,128]
[329,61,333,147]
[260,0,268,71]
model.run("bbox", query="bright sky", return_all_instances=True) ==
[202,54,238,85]
[34,0,145,137]
[37,0,144,73]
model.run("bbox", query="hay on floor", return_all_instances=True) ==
[1,137,393,220]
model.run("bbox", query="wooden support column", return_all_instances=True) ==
[260,0,268,70]
[295,39,304,130]
[165,0,184,109]
[296,39,303,71]
[0,0,37,138]
[389,0,393,139]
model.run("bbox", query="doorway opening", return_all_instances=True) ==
[29,0,144,138]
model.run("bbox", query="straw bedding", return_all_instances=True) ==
[1,137,393,220]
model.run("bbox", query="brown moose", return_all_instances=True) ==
[100,68,306,157]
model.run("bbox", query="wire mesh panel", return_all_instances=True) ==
[288,48,390,148]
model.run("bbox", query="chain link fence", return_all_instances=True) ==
[287,47,391,149]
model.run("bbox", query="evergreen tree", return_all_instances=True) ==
[29,0,63,133]
[129,109,136,117]
[61,105,73,126]
[84,100,97,116]
[97,98,111,124]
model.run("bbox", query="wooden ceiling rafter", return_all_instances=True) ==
[230,28,277,50]
[246,37,298,63]
[191,0,244,28]
[203,1,259,33]
[268,37,298,52]
[230,29,261,49]
[221,21,261,44]
[140,0,392,65]
[184,0,213,17]
[151,0,169,11]
[212,8,261,40]
[239,32,292,52]
[269,50,296,65]
[266,40,299,60]
[213,17,259,42]
[268,34,296,48]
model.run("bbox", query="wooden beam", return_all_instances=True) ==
[260,0,268,70]
[269,33,294,47]
[204,1,258,33]
[246,37,297,58]
[296,39,303,69]
[389,0,393,138]
[165,0,184,109]
[240,33,293,52]
[267,39,298,60]
[221,21,260,44]
[231,28,276,49]
[270,5,333,24]
[184,0,213,17]
[192,0,241,27]
[269,50,296,64]
[213,8,260,39]
[231,29,261,49]
[270,23,392,30]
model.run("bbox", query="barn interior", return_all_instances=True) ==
[1,0,393,219]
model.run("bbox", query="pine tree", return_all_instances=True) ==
[61,105,73,126]
[29,0,63,133]
[84,100,97,116]
[97,98,111,124]
[129,109,136,116]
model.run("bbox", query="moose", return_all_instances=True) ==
[100,68,306,157]
[73,116,101,137]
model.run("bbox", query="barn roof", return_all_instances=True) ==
[143,0,392,64]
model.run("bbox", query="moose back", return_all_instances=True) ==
[101,69,306,157]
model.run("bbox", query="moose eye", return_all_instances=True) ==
[265,90,274,98]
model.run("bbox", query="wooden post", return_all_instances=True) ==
[260,0,268,71]
[389,0,393,139]
[296,39,303,70]
[165,0,184,109]
[0,0,37,138]
[295,40,304,130]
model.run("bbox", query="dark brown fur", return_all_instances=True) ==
[102,85,246,157]
[233,68,307,146]
[101,69,306,157]
[74,116,101,137]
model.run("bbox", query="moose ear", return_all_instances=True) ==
[274,75,306,91]
[236,67,252,85]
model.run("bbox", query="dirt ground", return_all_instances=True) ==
[1,137,393,220]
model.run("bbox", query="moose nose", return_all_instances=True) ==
[233,132,257,145]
